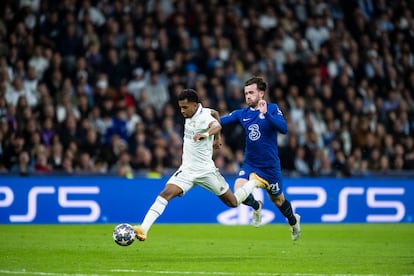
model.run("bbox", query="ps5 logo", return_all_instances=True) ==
[217,186,406,224]
[287,186,405,222]
[0,186,100,223]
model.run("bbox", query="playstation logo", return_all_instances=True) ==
[217,189,275,225]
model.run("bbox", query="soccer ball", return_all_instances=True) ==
[113,223,136,246]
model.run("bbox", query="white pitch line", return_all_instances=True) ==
[1,269,412,276]
[110,270,412,276]
[111,270,237,275]
[0,270,107,276]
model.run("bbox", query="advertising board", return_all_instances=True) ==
[0,177,412,224]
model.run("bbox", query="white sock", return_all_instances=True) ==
[234,180,256,205]
[141,196,168,234]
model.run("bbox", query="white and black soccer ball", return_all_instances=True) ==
[113,223,136,246]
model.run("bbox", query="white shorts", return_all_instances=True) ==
[167,166,229,196]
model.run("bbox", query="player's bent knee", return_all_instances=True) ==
[159,184,183,200]
[269,193,285,207]
[219,193,238,207]
[221,197,238,207]
[226,201,238,208]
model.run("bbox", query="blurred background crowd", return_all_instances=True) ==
[0,0,413,178]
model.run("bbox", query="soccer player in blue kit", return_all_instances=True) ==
[214,76,301,240]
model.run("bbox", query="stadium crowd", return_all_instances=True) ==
[0,0,413,177]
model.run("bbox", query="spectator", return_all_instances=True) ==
[77,0,105,27]
[28,45,49,80]
[9,150,33,176]
[102,48,126,89]
[111,150,133,177]
[85,41,102,73]
[114,81,135,109]
[33,152,52,173]
[125,105,142,137]
[319,154,334,176]
[61,154,74,174]
[294,146,311,176]
[6,77,35,107]
[58,114,83,149]
[105,108,128,143]
[38,10,61,49]
[80,127,102,158]
[2,132,26,170]
[145,71,170,117]
[131,144,152,171]
[279,135,298,172]
[49,141,63,170]
[58,22,83,71]
[40,117,54,146]
[403,136,414,170]
[75,151,94,173]
[127,67,146,101]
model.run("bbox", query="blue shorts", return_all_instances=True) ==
[238,163,283,196]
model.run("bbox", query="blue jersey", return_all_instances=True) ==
[220,103,287,170]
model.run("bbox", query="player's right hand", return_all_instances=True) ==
[258,99,267,114]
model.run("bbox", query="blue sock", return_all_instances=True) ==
[278,199,296,225]
[242,194,260,210]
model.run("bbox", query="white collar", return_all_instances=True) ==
[191,103,203,118]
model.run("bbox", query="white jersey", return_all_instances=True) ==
[181,104,216,170]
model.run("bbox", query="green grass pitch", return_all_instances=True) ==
[0,224,413,275]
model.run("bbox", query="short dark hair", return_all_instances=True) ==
[245,77,267,92]
[178,89,199,103]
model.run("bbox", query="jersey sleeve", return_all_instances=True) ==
[220,109,241,125]
[264,104,288,134]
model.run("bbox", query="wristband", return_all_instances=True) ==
[203,132,210,137]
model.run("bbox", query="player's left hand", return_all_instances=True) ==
[258,99,267,114]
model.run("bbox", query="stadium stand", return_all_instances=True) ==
[0,0,413,178]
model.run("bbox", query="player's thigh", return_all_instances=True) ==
[166,169,195,196]
[255,168,283,196]
[196,168,229,196]
[239,163,283,195]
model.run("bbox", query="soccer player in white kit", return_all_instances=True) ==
[134,89,269,241]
